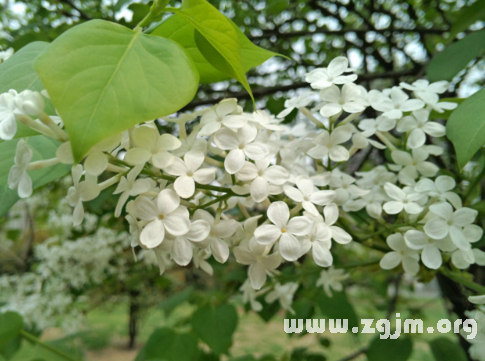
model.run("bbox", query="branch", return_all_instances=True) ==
[58,0,92,20]
[249,27,448,40]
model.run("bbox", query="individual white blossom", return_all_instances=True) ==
[383,183,423,215]
[318,84,366,117]
[164,151,216,198]
[307,125,353,162]
[265,282,299,314]
[284,176,335,215]
[234,237,282,290]
[380,233,420,275]
[8,139,33,198]
[237,158,289,203]
[397,109,445,149]
[214,125,269,174]
[134,189,190,248]
[305,57,357,89]
[124,125,181,168]
[370,87,424,119]
[254,201,312,261]
[316,267,349,297]
[66,165,100,226]
[199,98,243,136]
[423,202,480,251]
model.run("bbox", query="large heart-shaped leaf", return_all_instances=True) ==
[170,0,253,99]
[34,19,199,162]
[0,136,71,218]
[427,29,485,82]
[152,14,278,84]
[446,87,485,168]
[0,312,23,352]
[191,304,238,355]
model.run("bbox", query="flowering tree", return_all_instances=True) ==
[1,0,485,361]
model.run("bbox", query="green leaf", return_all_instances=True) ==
[0,312,23,352]
[449,0,485,40]
[191,304,238,355]
[159,286,194,315]
[316,290,359,331]
[429,337,468,361]
[152,14,278,84]
[135,328,200,361]
[34,19,199,162]
[170,0,253,99]
[366,336,413,361]
[266,0,289,15]
[0,136,71,218]
[427,29,485,82]
[152,14,228,83]
[0,42,48,94]
[429,98,465,120]
[446,87,485,168]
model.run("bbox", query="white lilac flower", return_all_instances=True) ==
[84,133,122,176]
[164,151,216,198]
[369,87,424,119]
[400,80,448,103]
[307,125,353,162]
[237,158,289,203]
[265,282,299,314]
[452,248,485,269]
[198,98,243,136]
[214,125,269,174]
[404,230,453,269]
[0,90,18,140]
[234,237,282,290]
[391,149,439,184]
[283,176,336,215]
[254,201,312,261]
[305,57,357,89]
[193,209,238,263]
[240,280,265,312]
[351,130,386,150]
[134,189,190,249]
[415,175,462,209]
[113,165,156,217]
[329,170,370,205]
[124,126,181,168]
[318,84,366,117]
[380,233,420,275]
[423,202,480,251]
[172,128,207,157]
[170,219,211,266]
[193,248,214,275]
[396,109,445,149]
[0,48,13,63]
[66,165,100,226]
[316,267,349,297]
[358,115,396,135]
[277,92,313,118]
[383,183,423,215]
[14,90,45,117]
[317,203,352,245]
[300,221,333,267]
[249,110,286,132]
[8,139,33,198]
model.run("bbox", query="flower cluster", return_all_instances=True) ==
[2,56,481,316]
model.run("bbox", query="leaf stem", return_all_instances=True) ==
[20,330,81,361]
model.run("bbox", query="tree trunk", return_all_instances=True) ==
[128,290,140,349]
